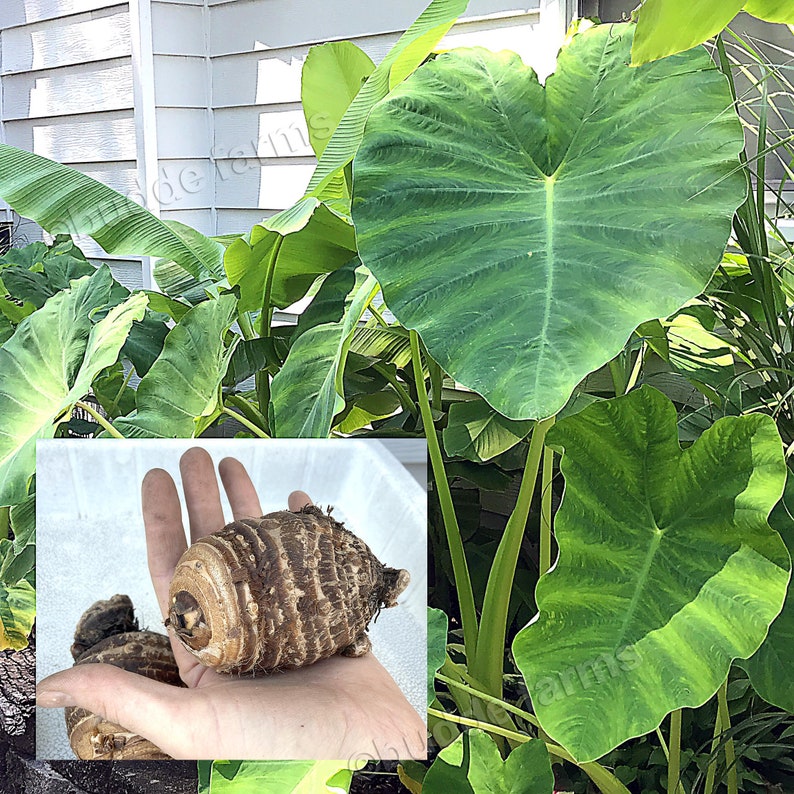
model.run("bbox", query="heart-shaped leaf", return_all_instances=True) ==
[744,0,794,23]
[352,24,745,420]
[631,0,744,66]
[512,385,789,762]
[423,730,553,794]
[0,268,147,504]
[114,295,238,438]
[443,399,533,462]
[303,0,469,198]
[302,42,375,159]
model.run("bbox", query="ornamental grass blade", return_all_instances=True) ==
[0,268,147,504]
[353,24,746,420]
[114,294,238,438]
[512,386,790,763]
[423,730,553,794]
[0,145,224,280]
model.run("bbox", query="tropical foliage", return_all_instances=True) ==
[1,0,794,791]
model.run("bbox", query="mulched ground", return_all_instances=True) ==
[349,761,405,793]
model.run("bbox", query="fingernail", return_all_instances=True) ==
[36,690,76,708]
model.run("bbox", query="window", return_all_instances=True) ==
[0,222,11,255]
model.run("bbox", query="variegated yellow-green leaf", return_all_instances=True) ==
[0,268,147,504]
[0,576,35,651]
[513,386,789,762]
[353,24,745,420]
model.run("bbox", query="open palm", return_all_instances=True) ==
[37,448,426,761]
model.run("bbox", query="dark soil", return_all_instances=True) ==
[349,761,405,793]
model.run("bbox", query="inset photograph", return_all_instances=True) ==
[35,438,426,761]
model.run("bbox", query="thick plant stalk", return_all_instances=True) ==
[667,709,683,794]
[540,445,554,575]
[221,407,269,438]
[426,708,631,794]
[473,416,554,698]
[717,681,739,794]
[74,400,125,439]
[410,330,478,663]
[703,704,723,794]
[254,236,284,424]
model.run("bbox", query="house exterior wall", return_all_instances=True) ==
[0,0,572,280]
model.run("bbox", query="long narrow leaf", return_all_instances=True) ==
[0,145,224,280]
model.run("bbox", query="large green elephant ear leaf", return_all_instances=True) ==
[738,467,794,711]
[512,386,790,763]
[114,294,239,438]
[352,24,745,420]
[0,268,147,504]
[0,145,224,280]
[423,730,553,794]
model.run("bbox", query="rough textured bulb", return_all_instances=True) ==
[66,595,183,760]
[166,505,410,674]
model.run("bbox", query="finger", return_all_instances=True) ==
[37,664,197,759]
[180,447,225,542]
[142,469,188,621]
[288,491,313,511]
[218,458,262,519]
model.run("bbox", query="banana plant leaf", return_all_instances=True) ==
[422,730,553,794]
[0,146,224,281]
[512,385,790,762]
[114,294,239,438]
[0,267,147,504]
[270,262,379,437]
[303,0,469,198]
[352,23,746,420]
[302,41,375,160]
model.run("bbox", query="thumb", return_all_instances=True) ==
[38,663,190,758]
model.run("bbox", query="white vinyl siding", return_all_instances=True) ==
[0,0,570,262]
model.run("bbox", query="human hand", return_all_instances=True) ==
[37,447,426,761]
